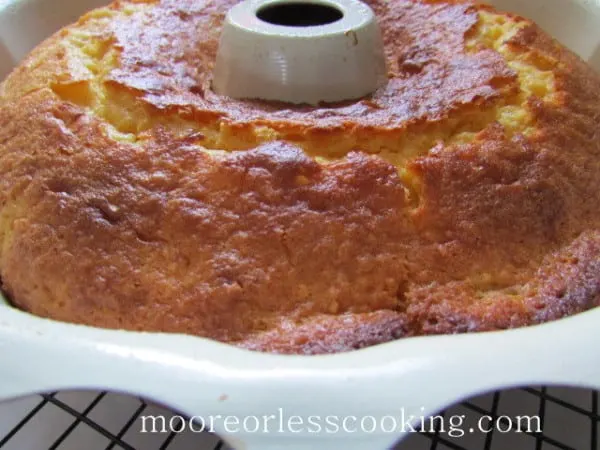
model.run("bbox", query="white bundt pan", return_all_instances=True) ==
[0,0,599,449]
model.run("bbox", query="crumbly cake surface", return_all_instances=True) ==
[0,0,599,354]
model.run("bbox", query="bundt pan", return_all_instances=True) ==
[0,0,599,448]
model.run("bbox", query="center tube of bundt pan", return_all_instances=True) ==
[212,0,388,105]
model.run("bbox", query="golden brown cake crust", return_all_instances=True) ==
[0,0,599,354]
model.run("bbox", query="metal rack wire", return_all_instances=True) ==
[0,386,597,450]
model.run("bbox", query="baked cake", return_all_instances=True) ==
[0,0,599,354]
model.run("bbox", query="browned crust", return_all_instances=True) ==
[0,0,599,354]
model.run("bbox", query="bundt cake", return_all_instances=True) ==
[0,0,599,354]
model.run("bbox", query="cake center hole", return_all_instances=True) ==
[256,2,344,27]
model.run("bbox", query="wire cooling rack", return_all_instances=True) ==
[0,386,597,450]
